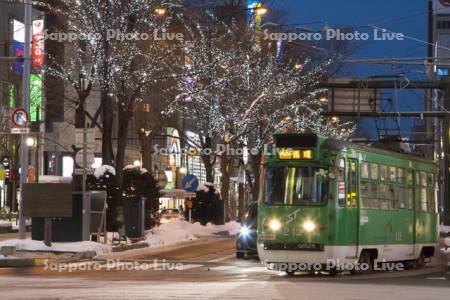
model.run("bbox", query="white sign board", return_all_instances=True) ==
[75,149,95,168]
[434,0,450,15]
[13,20,25,43]
[75,129,96,148]
[11,128,30,134]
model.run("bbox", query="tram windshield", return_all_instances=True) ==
[264,167,328,206]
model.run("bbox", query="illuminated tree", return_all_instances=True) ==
[179,17,353,219]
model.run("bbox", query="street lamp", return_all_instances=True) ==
[331,116,339,124]
[26,137,35,147]
[155,8,167,16]
[247,2,268,15]
[319,97,329,104]
[254,5,268,16]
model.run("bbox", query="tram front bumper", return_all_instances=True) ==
[257,242,357,265]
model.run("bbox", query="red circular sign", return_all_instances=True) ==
[11,108,29,127]
[440,0,450,6]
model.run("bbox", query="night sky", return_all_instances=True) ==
[273,0,431,138]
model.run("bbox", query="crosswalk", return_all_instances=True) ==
[45,254,257,273]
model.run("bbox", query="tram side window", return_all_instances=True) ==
[419,171,427,212]
[379,183,389,210]
[397,168,406,209]
[370,163,379,180]
[389,183,397,209]
[368,163,379,209]
[406,170,413,210]
[370,182,378,209]
[361,162,369,179]
[389,166,396,182]
[360,162,370,208]
[427,173,436,213]
[397,168,404,184]
[397,186,405,209]
[380,165,387,181]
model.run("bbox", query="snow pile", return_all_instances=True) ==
[145,221,197,248]
[39,175,72,183]
[191,221,241,236]
[94,165,116,179]
[123,165,139,171]
[0,220,12,228]
[440,225,450,235]
[144,220,241,249]
[0,239,111,256]
[196,182,215,193]
[444,237,450,248]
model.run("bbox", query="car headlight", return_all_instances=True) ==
[240,226,250,237]
[303,220,316,232]
[269,219,282,231]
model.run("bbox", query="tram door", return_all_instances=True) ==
[345,158,359,254]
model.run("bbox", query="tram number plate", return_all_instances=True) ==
[258,234,276,241]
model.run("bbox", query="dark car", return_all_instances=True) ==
[236,202,258,259]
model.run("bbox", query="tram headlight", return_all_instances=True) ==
[269,219,282,232]
[303,220,316,232]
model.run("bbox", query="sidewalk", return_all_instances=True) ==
[0,232,31,242]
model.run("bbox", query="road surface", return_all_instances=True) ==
[0,237,449,299]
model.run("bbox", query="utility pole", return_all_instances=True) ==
[443,78,450,225]
[321,78,450,224]
[18,0,32,239]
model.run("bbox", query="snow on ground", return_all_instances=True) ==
[0,221,240,257]
[0,239,111,256]
[145,221,241,248]
[0,219,31,231]
[440,225,450,235]
[0,220,12,228]
[38,175,72,183]
[196,182,214,193]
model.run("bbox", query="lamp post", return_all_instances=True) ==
[79,76,90,241]
[18,0,32,240]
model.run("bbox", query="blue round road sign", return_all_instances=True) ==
[182,174,199,193]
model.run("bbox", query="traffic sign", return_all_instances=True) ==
[74,168,94,175]
[11,127,30,134]
[11,108,28,127]
[75,128,96,148]
[182,174,199,193]
[75,149,95,168]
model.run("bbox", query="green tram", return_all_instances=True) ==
[257,134,439,273]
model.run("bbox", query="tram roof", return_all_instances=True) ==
[320,137,435,165]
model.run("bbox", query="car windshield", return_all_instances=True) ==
[264,167,328,206]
